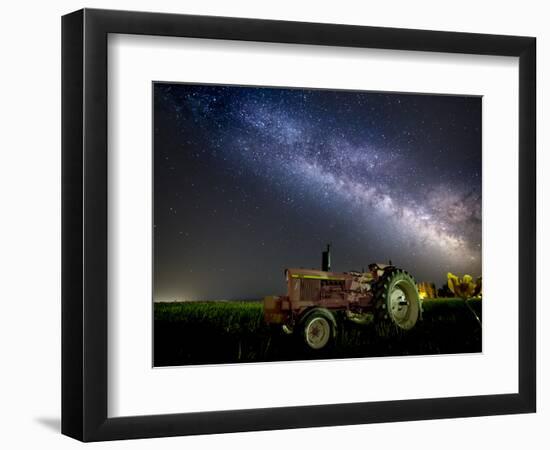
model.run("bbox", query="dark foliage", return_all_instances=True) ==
[154,299,482,366]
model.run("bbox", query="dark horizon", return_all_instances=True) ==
[153,83,481,302]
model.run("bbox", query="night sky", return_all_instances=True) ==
[153,83,481,302]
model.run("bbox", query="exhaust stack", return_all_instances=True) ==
[322,244,331,272]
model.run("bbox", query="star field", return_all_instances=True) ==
[154,83,481,301]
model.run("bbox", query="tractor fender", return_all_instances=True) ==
[298,307,338,339]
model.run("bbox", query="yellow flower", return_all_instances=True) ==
[447,273,477,299]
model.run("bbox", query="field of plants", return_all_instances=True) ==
[154,298,482,366]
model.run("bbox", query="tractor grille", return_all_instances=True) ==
[300,279,321,302]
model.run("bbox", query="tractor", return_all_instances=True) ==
[263,245,422,350]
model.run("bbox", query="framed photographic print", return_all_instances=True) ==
[62,8,536,442]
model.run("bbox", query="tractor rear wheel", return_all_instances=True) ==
[374,269,421,333]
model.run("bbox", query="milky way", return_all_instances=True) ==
[154,83,481,301]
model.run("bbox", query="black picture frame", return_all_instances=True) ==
[62,8,536,442]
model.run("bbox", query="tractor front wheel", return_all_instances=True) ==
[300,309,336,351]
